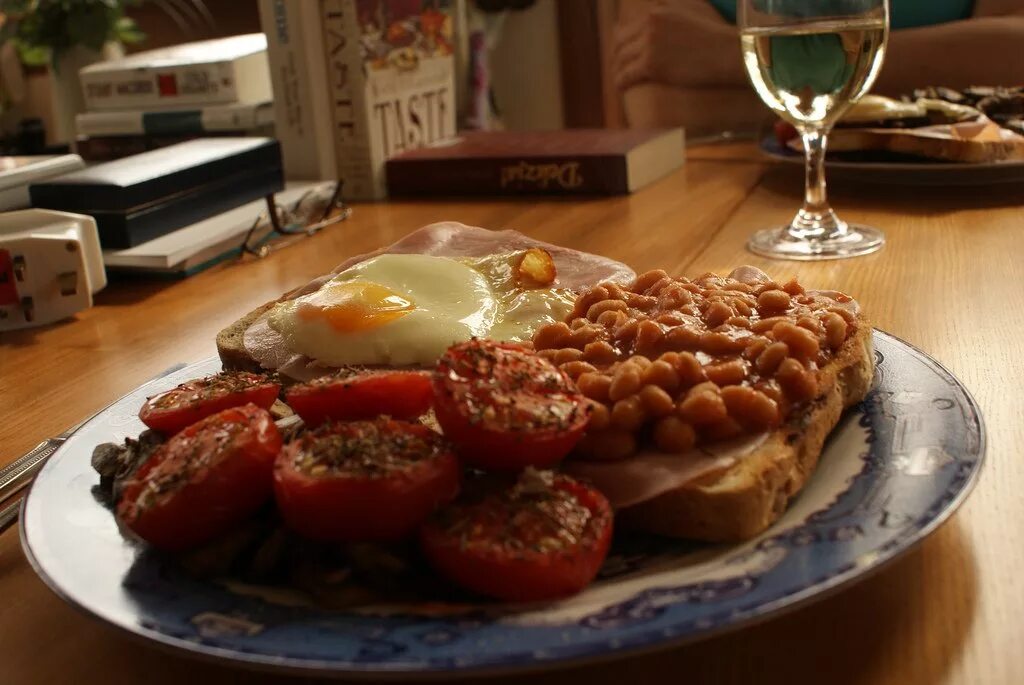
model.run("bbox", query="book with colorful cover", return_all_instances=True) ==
[322,0,456,198]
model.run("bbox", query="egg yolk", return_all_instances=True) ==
[297,281,415,332]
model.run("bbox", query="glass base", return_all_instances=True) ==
[747,223,885,261]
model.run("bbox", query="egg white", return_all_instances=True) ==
[268,254,498,366]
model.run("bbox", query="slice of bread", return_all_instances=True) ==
[615,319,874,541]
[826,123,1024,163]
[217,301,276,373]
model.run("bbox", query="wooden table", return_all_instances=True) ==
[2,143,1022,684]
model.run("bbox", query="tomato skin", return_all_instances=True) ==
[139,373,280,436]
[285,370,433,427]
[274,420,460,542]
[432,340,589,472]
[117,404,282,551]
[420,475,613,602]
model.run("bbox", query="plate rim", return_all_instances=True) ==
[18,329,987,678]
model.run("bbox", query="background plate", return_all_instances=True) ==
[21,331,985,677]
[760,135,1024,186]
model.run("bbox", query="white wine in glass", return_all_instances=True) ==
[739,0,889,260]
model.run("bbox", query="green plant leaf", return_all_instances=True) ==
[14,40,51,67]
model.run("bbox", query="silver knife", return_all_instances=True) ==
[0,363,188,535]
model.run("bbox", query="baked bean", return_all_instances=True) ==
[641,360,680,392]
[704,300,734,328]
[751,316,789,333]
[633,269,669,293]
[561,360,597,379]
[723,280,753,294]
[674,351,706,387]
[828,306,857,324]
[575,429,636,460]
[533,321,571,350]
[781,278,805,296]
[823,312,848,349]
[576,285,610,311]
[585,400,611,430]
[777,358,818,402]
[679,385,728,424]
[756,379,784,406]
[657,312,686,327]
[682,282,702,295]
[537,349,560,362]
[756,341,790,375]
[614,319,639,344]
[587,298,627,321]
[582,340,619,365]
[700,331,749,355]
[702,417,744,441]
[597,309,628,329]
[554,348,584,365]
[665,325,701,351]
[626,354,653,370]
[609,364,642,401]
[753,281,780,296]
[705,358,748,386]
[757,289,791,312]
[659,284,693,309]
[743,335,770,361]
[796,315,823,336]
[653,417,697,453]
[647,276,675,295]
[577,371,612,401]
[640,384,675,417]
[603,282,627,300]
[721,385,779,429]
[611,396,646,431]
[626,293,658,311]
[727,316,751,329]
[773,322,820,360]
[635,319,665,354]
[570,317,590,330]
[568,325,601,349]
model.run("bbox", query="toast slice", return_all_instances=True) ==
[615,318,874,541]
[217,301,276,373]
[825,120,1024,163]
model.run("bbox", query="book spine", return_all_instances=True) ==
[385,156,630,196]
[319,0,375,198]
[75,105,270,137]
[81,63,238,111]
[259,0,336,180]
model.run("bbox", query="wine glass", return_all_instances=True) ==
[739,0,889,260]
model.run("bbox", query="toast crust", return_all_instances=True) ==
[216,301,275,373]
[615,319,875,541]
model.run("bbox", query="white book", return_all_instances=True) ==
[258,0,338,181]
[75,101,275,137]
[102,182,326,272]
[79,34,272,111]
[0,154,86,211]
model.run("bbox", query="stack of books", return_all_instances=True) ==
[74,34,275,161]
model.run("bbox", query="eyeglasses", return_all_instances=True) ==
[240,181,352,259]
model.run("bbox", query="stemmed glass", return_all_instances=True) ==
[739,0,890,260]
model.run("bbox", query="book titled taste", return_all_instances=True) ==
[261,0,456,198]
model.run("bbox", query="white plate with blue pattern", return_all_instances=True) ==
[20,331,984,677]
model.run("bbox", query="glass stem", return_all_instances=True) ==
[788,127,845,241]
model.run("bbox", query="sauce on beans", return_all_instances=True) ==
[531,270,858,460]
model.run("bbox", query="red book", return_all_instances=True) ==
[385,128,685,196]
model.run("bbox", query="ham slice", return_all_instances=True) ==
[242,222,636,379]
[563,434,767,509]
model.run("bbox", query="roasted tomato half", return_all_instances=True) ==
[432,339,589,471]
[285,370,433,427]
[139,372,280,435]
[117,404,282,551]
[274,419,460,542]
[420,470,613,602]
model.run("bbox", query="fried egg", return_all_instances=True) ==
[267,252,573,367]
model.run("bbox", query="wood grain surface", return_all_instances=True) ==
[2,144,1021,684]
